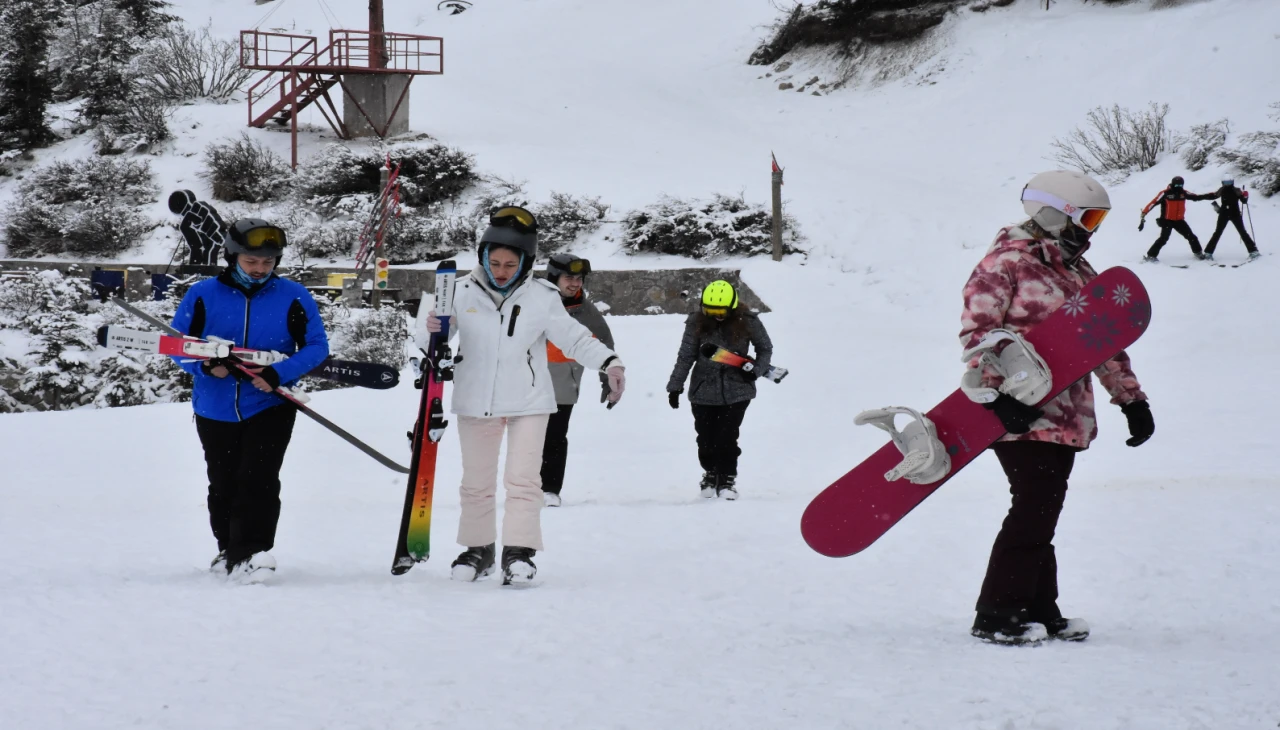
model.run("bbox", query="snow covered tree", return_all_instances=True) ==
[66,3,139,125]
[113,0,174,37]
[0,0,63,151]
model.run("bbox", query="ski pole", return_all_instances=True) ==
[1245,187,1258,245]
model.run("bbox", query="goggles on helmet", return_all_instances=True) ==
[232,221,288,251]
[490,206,538,235]
[1021,188,1109,233]
[701,305,730,318]
[560,258,591,277]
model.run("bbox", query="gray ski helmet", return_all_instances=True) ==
[1020,170,1111,236]
[225,218,287,258]
[168,189,196,215]
[479,206,538,277]
[546,253,591,283]
[1223,177,1235,186]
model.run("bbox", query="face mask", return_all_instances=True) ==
[1058,225,1092,266]
[231,262,268,289]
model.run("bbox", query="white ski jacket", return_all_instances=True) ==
[414,271,622,419]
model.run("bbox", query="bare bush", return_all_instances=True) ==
[1050,103,1172,181]
[202,133,292,202]
[139,21,253,102]
[1175,119,1229,172]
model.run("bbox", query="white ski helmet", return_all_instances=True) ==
[1020,170,1111,236]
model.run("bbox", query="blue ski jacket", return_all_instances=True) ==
[171,271,329,422]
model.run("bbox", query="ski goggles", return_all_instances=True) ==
[232,221,288,251]
[701,305,730,318]
[490,206,538,235]
[558,258,591,277]
[1021,188,1109,233]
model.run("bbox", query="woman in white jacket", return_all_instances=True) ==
[417,207,626,585]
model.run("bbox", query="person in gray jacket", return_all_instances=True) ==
[540,253,616,507]
[666,280,773,500]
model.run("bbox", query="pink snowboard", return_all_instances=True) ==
[801,267,1152,558]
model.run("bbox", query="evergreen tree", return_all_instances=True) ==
[0,0,64,151]
[78,6,138,124]
[114,0,175,37]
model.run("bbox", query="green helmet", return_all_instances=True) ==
[701,280,738,312]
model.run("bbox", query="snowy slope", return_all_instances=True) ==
[4,0,1280,728]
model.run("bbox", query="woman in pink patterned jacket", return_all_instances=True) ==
[961,170,1154,645]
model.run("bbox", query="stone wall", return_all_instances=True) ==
[0,260,771,316]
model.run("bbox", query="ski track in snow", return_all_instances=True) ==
[3,0,1280,727]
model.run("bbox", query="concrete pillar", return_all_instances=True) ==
[342,74,411,138]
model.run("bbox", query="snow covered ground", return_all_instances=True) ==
[4,0,1280,728]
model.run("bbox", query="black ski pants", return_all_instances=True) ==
[691,401,750,478]
[1146,219,1202,258]
[1205,211,1257,254]
[539,404,574,495]
[196,404,297,569]
[976,441,1077,622]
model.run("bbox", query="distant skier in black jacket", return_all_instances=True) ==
[1202,177,1259,261]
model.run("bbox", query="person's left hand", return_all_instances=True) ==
[1121,400,1154,447]
[605,366,626,404]
[240,364,281,393]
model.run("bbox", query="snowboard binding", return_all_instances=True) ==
[959,329,1051,406]
[854,407,951,485]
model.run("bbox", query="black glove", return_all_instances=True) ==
[741,367,759,382]
[985,393,1043,435]
[257,365,281,390]
[203,356,249,380]
[1137,219,1145,232]
[1121,400,1154,447]
[668,391,681,410]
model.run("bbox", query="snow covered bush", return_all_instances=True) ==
[137,21,253,102]
[1175,119,1230,172]
[1051,103,1172,181]
[203,133,293,202]
[0,270,190,412]
[535,192,609,255]
[3,158,158,257]
[1213,103,1280,197]
[94,91,173,154]
[748,0,955,66]
[295,142,478,207]
[385,207,477,264]
[620,194,802,260]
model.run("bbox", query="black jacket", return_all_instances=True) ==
[667,312,773,406]
[1205,185,1249,215]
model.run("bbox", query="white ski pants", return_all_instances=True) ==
[456,414,550,551]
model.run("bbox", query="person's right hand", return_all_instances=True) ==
[202,357,235,378]
[1138,218,1145,232]
[985,393,1043,435]
[425,311,441,334]
[668,391,680,410]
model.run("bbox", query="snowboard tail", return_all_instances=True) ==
[801,267,1152,558]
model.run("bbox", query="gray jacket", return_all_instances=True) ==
[666,312,773,406]
[548,292,616,405]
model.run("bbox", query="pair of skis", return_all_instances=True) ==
[105,297,412,474]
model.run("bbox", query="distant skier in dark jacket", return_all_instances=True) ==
[540,253,616,507]
[169,219,330,584]
[1140,175,1212,261]
[666,280,773,500]
[1202,177,1259,261]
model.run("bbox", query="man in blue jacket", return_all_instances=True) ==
[170,219,329,583]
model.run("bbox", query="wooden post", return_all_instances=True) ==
[370,165,390,308]
[771,152,784,262]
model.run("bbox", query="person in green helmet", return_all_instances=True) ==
[665,280,773,500]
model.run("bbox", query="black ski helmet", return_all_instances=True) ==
[546,253,592,284]
[225,218,287,259]
[479,206,538,278]
[1171,175,1185,187]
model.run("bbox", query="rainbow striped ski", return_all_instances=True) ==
[699,342,789,383]
[392,260,457,575]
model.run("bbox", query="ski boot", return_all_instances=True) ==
[1249,251,1262,261]
[717,475,739,500]
[699,472,717,499]
[451,543,496,582]
[210,550,227,574]
[1044,617,1090,642]
[1194,252,1207,261]
[502,546,537,586]
[1141,255,1158,263]
[543,491,562,508]
[971,611,1048,646]
[1202,253,1215,262]
[227,552,276,585]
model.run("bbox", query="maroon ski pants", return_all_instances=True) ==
[975,441,1077,622]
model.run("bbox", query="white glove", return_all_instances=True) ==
[605,366,626,404]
